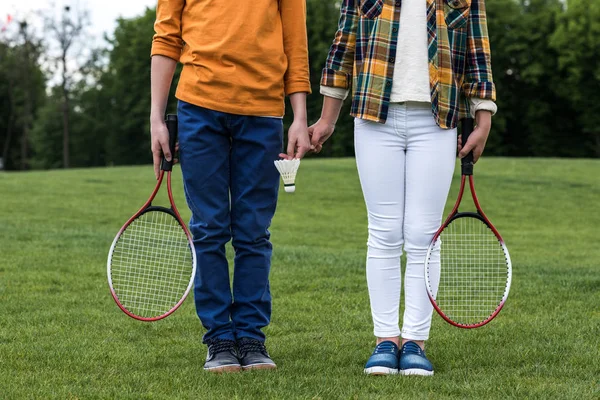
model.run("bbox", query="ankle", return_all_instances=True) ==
[376,336,400,347]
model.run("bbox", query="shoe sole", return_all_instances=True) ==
[242,363,277,371]
[400,368,434,376]
[364,366,399,375]
[204,364,242,373]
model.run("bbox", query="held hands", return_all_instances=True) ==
[279,119,312,160]
[457,111,492,163]
[308,118,336,154]
[279,117,336,160]
[280,94,340,159]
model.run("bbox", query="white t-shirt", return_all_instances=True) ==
[390,0,430,103]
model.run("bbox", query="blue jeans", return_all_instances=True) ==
[177,101,282,343]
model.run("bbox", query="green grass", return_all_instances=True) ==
[0,157,599,399]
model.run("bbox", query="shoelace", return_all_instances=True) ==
[374,341,397,354]
[207,339,236,355]
[402,341,424,355]
[238,339,268,358]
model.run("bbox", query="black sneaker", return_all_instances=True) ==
[237,337,277,370]
[203,339,241,373]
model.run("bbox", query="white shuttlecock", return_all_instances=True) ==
[274,159,301,193]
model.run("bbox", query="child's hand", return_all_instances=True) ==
[279,120,312,160]
[308,118,335,154]
[458,111,492,163]
[150,119,171,180]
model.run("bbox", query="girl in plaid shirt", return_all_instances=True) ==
[311,0,497,376]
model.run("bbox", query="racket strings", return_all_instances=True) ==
[429,217,509,326]
[109,210,193,318]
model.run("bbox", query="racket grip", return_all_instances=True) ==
[161,114,178,171]
[460,118,474,176]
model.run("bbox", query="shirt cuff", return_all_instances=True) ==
[285,81,312,96]
[320,85,349,101]
[469,98,497,118]
[150,42,182,62]
[321,68,352,90]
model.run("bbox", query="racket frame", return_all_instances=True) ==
[107,115,197,321]
[424,118,512,329]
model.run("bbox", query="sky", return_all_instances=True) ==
[3,0,156,40]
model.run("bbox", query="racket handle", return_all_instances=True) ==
[460,118,474,176]
[161,114,178,171]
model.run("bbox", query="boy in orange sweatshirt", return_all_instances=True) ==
[150,0,311,372]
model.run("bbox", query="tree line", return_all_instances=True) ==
[0,0,598,171]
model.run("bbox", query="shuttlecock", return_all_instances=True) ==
[274,159,300,193]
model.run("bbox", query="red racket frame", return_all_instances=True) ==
[107,115,196,321]
[426,174,512,328]
[425,118,512,329]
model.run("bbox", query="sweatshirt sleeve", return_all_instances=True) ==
[280,0,312,95]
[151,0,185,61]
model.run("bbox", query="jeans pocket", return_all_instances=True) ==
[359,0,384,20]
[444,0,471,29]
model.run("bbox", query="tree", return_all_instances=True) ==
[0,20,45,170]
[484,0,583,157]
[0,41,18,169]
[16,21,45,170]
[551,0,600,157]
[44,4,89,168]
[91,7,180,166]
[29,89,64,169]
[30,48,110,169]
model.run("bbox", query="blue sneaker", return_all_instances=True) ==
[364,341,399,375]
[399,341,434,376]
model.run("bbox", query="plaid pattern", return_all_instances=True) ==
[321,0,496,129]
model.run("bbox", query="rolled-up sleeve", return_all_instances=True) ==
[151,0,185,61]
[469,97,497,117]
[320,85,349,100]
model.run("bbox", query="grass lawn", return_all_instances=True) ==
[0,157,599,399]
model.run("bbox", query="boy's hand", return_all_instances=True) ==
[308,118,335,154]
[150,118,172,179]
[279,120,312,160]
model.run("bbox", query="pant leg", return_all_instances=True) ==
[354,105,407,338]
[402,102,457,341]
[228,115,283,342]
[177,101,235,342]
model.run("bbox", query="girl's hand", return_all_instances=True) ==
[308,118,336,154]
[458,111,492,163]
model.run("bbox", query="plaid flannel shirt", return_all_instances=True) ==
[321,0,496,128]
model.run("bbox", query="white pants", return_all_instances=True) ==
[354,102,456,340]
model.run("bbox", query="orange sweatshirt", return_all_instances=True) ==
[151,0,311,117]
